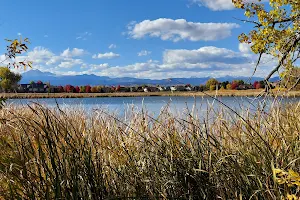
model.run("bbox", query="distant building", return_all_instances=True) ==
[171,85,186,92]
[144,86,159,92]
[18,83,49,93]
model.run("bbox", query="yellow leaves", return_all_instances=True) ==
[4,37,32,70]
[257,10,268,24]
[286,194,298,200]
[245,10,252,18]
[232,0,245,9]
[273,168,300,198]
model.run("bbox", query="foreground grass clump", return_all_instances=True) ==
[0,101,299,199]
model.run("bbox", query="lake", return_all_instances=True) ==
[6,96,300,118]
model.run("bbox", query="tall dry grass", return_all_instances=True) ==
[0,99,299,199]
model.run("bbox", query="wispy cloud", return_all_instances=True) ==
[92,52,120,59]
[108,44,117,49]
[76,31,92,40]
[138,50,151,56]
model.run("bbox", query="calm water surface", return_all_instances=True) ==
[6,96,300,117]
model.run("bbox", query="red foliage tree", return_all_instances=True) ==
[37,80,43,85]
[231,82,238,90]
[58,86,64,93]
[115,85,121,92]
[65,85,75,93]
[255,82,261,89]
[85,85,91,93]
[75,86,80,93]
[253,81,259,89]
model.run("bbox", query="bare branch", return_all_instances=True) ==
[233,17,262,27]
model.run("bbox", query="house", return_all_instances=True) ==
[270,81,280,88]
[130,87,137,92]
[18,83,49,93]
[119,86,130,92]
[136,86,144,92]
[185,86,192,91]
[158,86,167,91]
[237,84,254,90]
[171,85,186,92]
[102,87,113,93]
[144,86,159,92]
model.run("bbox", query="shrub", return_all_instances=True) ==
[226,83,232,90]
[199,85,206,91]
[209,85,216,91]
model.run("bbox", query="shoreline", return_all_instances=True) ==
[1,90,300,99]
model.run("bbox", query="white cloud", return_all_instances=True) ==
[16,45,276,80]
[58,59,83,68]
[61,48,86,57]
[18,33,22,36]
[89,63,110,71]
[0,54,9,65]
[92,52,120,59]
[138,50,151,56]
[127,18,239,42]
[13,46,85,71]
[108,44,117,49]
[190,0,268,11]
[46,56,62,65]
[27,47,55,64]
[239,43,251,54]
[88,46,275,79]
[163,46,250,64]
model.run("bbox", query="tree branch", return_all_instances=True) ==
[233,17,262,27]
[265,36,300,81]
[288,76,300,91]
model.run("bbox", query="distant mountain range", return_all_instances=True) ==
[20,70,280,86]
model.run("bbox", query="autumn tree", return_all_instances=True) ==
[115,85,121,92]
[65,85,75,93]
[206,78,219,90]
[91,86,98,93]
[0,67,22,92]
[231,81,238,90]
[57,86,64,93]
[75,86,80,93]
[253,81,259,89]
[85,85,91,93]
[80,86,85,93]
[232,0,300,90]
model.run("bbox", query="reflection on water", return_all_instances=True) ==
[6,96,300,118]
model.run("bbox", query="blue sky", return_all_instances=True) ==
[1,0,275,79]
